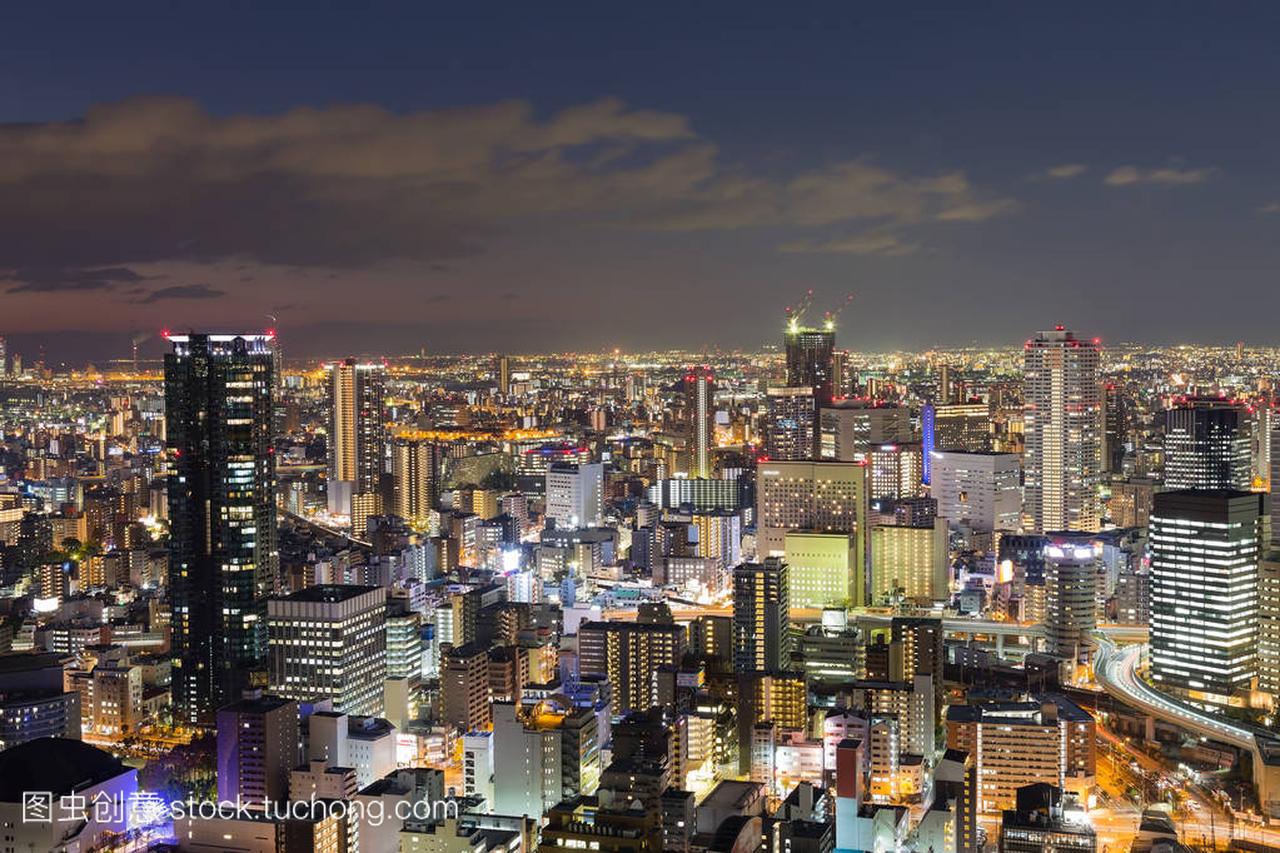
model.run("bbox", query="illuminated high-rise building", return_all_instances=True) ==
[496,354,511,397]
[1103,383,1129,474]
[831,349,848,398]
[1162,399,1251,491]
[1022,327,1102,533]
[931,401,991,453]
[0,335,6,376]
[268,584,387,717]
[820,401,912,463]
[392,438,442,526]
[578,605,685,715]
[1043,537,1099,670]
[930,450,1022,533]
[784,323,836,406]
[765,386,817,461]
[546,461,603,530]
[733,558,791,672]
[165,333,277,724]
[1150,489,1264,705]
[684,366,715,478]
[327,358,386,522]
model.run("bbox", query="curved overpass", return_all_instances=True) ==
[1094,635,1280,817]
[1094,637,1257,751]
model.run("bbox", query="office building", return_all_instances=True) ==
[0,652,82,750]
[647,477,741,511]
[784,531,858,608]
[546,461,604,530]
[0,740,138,853]
[1043,538,1098,670]
[930,450,1021,532]
[869,519,948,605]
[765,386,817,461]
[327,358,386,526]
[932,401,992,453]
[868,442,923,502]
[307,711,397,789]
[268,585,387,716]
[393,438,443,527]
[785,322,836,404]
[1163,400,1251,490]
[492,700,602,817]
[684,366,715,479]
[166,332,277,724]
[1022,328,1103,533]
[733,558,791,672]
[216,693,300,808]
[756,458,868,571]
[820,401,912,463]
[1109,477,1156,528]
[1150,489,1265,705]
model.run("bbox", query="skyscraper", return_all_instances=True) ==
[1150,489,1264,705]
[784,324,836,406]
[684,366,715,479]
[392,438,442,527]
[1022,327,1103,533]
[1043,537,1098,672]
[496,354,511,397]
[165,333,277,724]
[733,558,791,672]
[765,387,817,461]
[328,358,386,525]
[1162,399,1251,491]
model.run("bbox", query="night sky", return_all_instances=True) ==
[4,2,1280,362]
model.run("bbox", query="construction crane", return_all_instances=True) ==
[784,288,815,332]
[823,292,855,331]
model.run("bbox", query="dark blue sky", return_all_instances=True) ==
[3,2,1280,360]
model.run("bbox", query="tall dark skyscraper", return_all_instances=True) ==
[784,322,836,406]
[165,333,277,724]
[1162,399,1251,491]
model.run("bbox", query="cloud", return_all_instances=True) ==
[780,230,920,256]
[935,197,1019,222]
[1043,163,1087,180]
[1103,164,1216,186]
[133,283,226,303]
[0,96,1013,279]
[3,266,147,293]
[1259,202,1280,214]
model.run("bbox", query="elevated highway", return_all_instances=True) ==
[1094,635,1280,818]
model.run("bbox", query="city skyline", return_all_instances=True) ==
[6,3,1280,360]
[12,5,1280,850]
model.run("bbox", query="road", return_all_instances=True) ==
[1094,634,1280,846]
[1094,638,1258,752]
